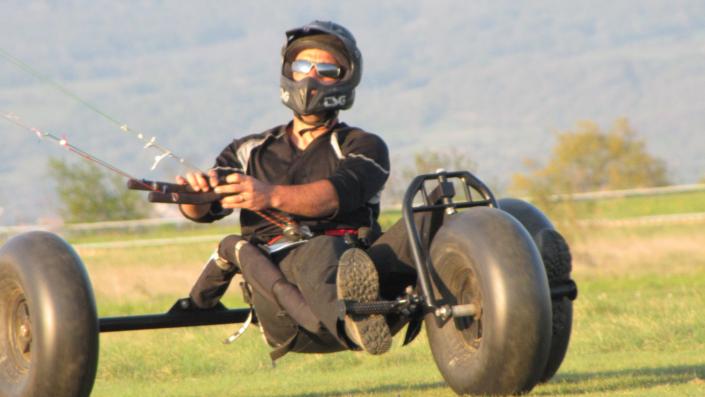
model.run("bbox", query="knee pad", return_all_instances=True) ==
[218,234,247,267]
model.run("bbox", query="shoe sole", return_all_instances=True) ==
[337,248,392,355]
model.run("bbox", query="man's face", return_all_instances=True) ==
[292,48,341,85]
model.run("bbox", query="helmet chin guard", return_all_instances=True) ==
[280,21,362,116]
[279,76,355,117]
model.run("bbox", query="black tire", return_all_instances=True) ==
[498,198,574,382]
[425,207,552,395]
[0,231,99,397]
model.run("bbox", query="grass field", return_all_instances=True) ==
[551,190,705,220]
[51,212,703,397]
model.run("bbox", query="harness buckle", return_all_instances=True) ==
[283,223,313,240]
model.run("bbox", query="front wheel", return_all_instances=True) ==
[0,231,99,397]
[425,207,552,395]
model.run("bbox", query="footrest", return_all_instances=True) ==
[340,300,398,316]
[337,295,424,320]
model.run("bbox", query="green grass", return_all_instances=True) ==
[564,190,705,220]
[73,220,705,397]
[63,222,240,244]
[89,265,705,397]
[5,202,705,395]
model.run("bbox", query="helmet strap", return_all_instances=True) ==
[293,110,338,136]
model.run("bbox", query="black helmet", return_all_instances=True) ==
[280,20,362,116]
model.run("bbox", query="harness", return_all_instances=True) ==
[261,227,367,256]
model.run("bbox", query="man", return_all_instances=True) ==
[179,20,574,363]
[177,21,411,357]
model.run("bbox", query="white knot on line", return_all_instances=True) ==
[143,136,156,149]
[151,151,171,170]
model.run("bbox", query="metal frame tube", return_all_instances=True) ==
[99,308,252,332]
[402,170,497,313]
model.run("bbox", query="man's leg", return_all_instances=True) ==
[189,234,321,334]
[276,236,345,340]
[278,236,392,354]
[368,210,445,300]
[189,236,240,309]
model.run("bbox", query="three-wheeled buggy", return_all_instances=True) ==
[0,170,577,396]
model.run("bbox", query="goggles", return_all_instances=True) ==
[291,59,342,79]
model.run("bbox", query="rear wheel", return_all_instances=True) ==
[0,231,99,397]
[425,207,552,395]
[499,198,575,382]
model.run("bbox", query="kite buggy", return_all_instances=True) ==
[1,20,576,395]
[0,169,577,396]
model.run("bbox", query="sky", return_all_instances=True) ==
[2,0,705,225]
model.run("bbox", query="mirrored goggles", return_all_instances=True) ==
[291,59,342,79]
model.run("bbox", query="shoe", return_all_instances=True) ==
[336,248,392,355]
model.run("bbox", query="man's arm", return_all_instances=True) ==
[270,180,339,217]
[214,173,339,218]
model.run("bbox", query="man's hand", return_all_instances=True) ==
[175,171,220,192]
[175,171,222,219]
[214,173,274,211]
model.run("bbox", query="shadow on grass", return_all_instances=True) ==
[282,381,448,397]
[536,363,705,395]
[276,364,705,396]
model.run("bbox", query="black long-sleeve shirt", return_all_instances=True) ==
[187,122,390,244]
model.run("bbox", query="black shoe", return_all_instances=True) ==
[336,248,392,355]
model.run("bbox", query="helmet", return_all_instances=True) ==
[280,20,363,116]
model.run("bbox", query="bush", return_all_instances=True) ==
[511,118,669,230]
[48,157,149,223]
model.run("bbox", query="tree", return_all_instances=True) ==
[47,158,149,223]
[510,118,669,228]
[512,118,668,196]
[402,148,477,182]
[384,148,477,206]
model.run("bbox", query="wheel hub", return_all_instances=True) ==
[450,267,482,348]
[7,294,32,370]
